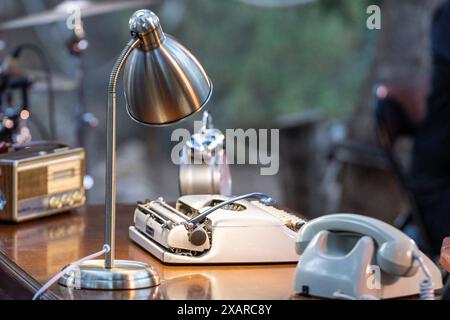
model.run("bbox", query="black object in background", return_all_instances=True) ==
[443,280,450,300]
[411,0,450,256]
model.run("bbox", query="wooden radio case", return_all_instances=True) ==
[0,145,86,222]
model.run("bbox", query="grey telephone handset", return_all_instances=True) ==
[294,214,443,300]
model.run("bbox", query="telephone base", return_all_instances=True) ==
[129,226,299,264]
[294,230,444,299]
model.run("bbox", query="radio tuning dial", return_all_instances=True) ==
[61,194,68,205]
[49,196,60,208]
[72,191,84,203]
[67,196,75,206]
[61,194,74,206]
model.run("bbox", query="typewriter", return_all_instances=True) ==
[129,193,305,264]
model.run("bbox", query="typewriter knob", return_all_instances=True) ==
[72,191,84,203]
[189,228,208,246]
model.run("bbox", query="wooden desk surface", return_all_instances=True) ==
[0,204,300,300]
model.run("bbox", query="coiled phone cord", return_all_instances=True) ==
[32,244,110,301]
[413,252,435,300]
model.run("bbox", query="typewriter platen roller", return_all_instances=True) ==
[129,193,305,264]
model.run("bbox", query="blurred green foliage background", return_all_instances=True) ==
[171,0,377,127]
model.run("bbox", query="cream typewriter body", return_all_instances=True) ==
[129,193,305,264]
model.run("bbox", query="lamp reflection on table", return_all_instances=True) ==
[57,265,296,300]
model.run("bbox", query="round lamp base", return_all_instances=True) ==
[58,259,160,290]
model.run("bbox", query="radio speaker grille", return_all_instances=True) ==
[18,167,47,200]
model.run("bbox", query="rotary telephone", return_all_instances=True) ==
[294,214,444,299]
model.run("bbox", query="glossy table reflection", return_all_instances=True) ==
[0,205,300,300]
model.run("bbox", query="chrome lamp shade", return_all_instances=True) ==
[123,10,212,125]
[58,9,212,291]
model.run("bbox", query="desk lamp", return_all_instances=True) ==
[59,9,212,290]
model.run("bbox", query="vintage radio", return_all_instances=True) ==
[0,145,86,222]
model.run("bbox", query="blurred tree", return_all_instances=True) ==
[337,0,445,222]
[174,0,375,127]
[349,0,443,144]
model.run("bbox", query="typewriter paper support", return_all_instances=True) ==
[129,193,304,264]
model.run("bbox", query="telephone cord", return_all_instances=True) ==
[413,252,435,300]
[32,244,110,300]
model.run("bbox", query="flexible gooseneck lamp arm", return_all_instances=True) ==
[56,9,212,290]
[104,38,141,268]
